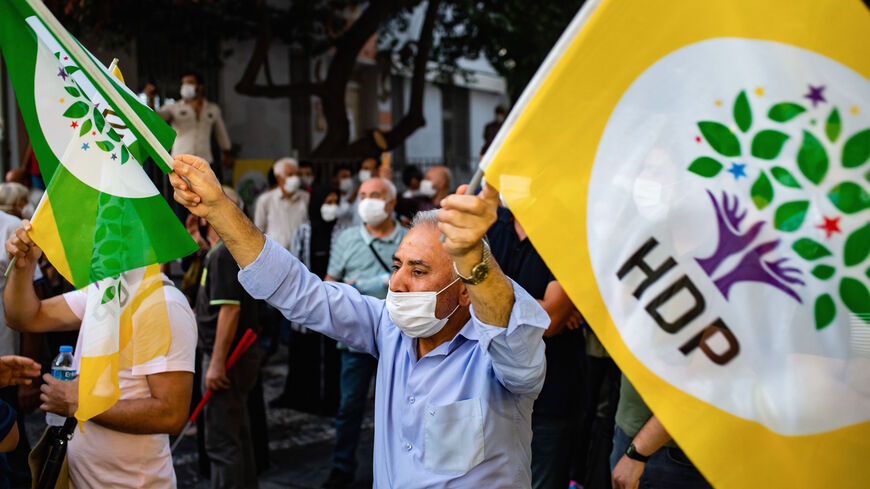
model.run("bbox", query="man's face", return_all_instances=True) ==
[424,167,445,192]
[181,75,198,87]
[334,169,352,185]
[358,178,395,214]
[299,166,314,182]
[391,225,469,317]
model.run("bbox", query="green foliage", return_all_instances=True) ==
[768,102,806,122]
[698,121,741,157]
[825,108,841,143]
[688,157,722,177]
[842,129,870,168]
[792,238,832,260]
[62,101,89,119]
[797,131,828,184]
[844,222,870,267]
[774,200,809,231]
[751,130,789,160]
[814,294,835,330]
[734,91,752,132]
[750,170,773,209]
[770,166,801,188]
[828,181,870,214]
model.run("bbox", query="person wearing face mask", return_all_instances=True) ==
[253,157,309,252]
[299,160,316,192]
[4,167,41,220]
[168,154,548,489]
[422,165,453,208]
[330,165,357,241]
[158,71,232,183]
[270,187,343,414]
[322,177,406,487]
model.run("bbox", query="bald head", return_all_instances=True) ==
[424,166,451,195]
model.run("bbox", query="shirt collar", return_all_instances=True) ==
[359,221,401,245]
[401,314,479,361]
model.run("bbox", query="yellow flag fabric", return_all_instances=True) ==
[74,264,171,422]
[483,0,870,487]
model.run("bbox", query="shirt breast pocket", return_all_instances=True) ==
[423,398,484,474]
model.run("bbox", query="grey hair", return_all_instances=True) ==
[410,209,439,229]
[380,177,397,201]
[0,182,29,212]
[273,157,298,176]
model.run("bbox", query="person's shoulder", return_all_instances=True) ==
[0,212,21,236]
[336,225,361,245]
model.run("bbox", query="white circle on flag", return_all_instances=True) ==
[588,38,870,435]
[33,41,158,199]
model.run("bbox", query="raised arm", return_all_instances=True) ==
[4,223,81,333]
[170,154,383,355]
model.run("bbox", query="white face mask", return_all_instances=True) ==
[283,175,301,194]
[357,198,389,225]
[301,175,314,188]
[386,277,461,338]
[358,169,372,182]
[180,83,197,100]
[419,179,437,197]
[339,178,354,194]
[320,203,339,222]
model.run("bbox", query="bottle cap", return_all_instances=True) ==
[59,346,73,353]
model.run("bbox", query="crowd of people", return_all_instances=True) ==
[0,72,715,489]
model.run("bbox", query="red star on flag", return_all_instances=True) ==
[70,121,78,129]
[92,131,96,136]
[817,216,841,239]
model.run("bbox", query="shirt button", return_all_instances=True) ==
[408,396,415,404]
[428,409,435,416]
[405,442,412,452]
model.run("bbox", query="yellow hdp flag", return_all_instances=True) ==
[483,0,870,488]
[75,264,172,422]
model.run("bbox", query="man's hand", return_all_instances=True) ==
[0,356,41,387]
[5,221,42,270]
[169,154,228,219]
[565,308,585,330]
[205,359,230,391]
[612,455,645,489]
[40,374,78,418]
[438,183,499,262]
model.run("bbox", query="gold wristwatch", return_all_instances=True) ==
[453,239,492,285]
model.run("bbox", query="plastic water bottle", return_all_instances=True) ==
[46,346,76,427]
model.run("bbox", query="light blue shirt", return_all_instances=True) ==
[239,238,549,488]
[327,222,407,299]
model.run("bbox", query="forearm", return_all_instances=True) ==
[633,415,672,455]
[210,198,266,268]
[455,243,514,327]
[4,263,42,331]
[212,306,240,363]
[93,397,185,435]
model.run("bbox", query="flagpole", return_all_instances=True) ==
[21,0,175,172]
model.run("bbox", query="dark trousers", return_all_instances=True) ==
[610,426,711,489]
[574,356,621,489]
[0,387,28,488]
[332,350,377,474]
[531,416,579,489]
[202,348,264,489]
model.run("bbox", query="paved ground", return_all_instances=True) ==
[22,345,375,489]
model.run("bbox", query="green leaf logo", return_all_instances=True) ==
[734,91,752,133]
[770,166,801,188]
[792,238,832,260]
[774,200,809,232]
[62,101,89,119]
[842,128,870,168]
[796,131,828,185]
[698,121,741,157]
[825,108,841,143]
[768,102,806,122]
[751,130,789,160]
[828,181,870,214]
[750,170,773,209]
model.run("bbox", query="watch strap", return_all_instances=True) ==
[624,442,650,462]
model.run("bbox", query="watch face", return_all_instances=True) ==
[471,262,489,284]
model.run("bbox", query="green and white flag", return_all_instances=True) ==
[0,0,197,287]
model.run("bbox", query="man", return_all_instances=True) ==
[299,160,316,192]
[610,380,711,489]
[486,206,585,489]
[421,165,452,208]
[4,223,196,488]
[482,105,507,153]
[253,157,309,253]
[331,165,356,239]
[196,189,263,488]
[159,71,232,182]
[396,165,433,227]
[169,154,548,487]
[322,177,406,487]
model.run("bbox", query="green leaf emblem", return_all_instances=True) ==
[750,170,773,210]
[842,128,870,168]
[770,166,801,188]
[796,131,828,185]
[733,91,752,133]
[828,182,870,214]
[768,103,806,122]
[688,157,723,177]
[698,121,741,157]
[774,200,809,232]
[792,238,832,260]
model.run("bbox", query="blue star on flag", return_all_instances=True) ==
[81,142,89,151]
[727,162,746,180]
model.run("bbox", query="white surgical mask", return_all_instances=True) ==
[339,178,354,194]
[358,169,372,182]
[180,83,197,100]
[357,198,389,225]
[283,175,301,194]
[301,175,314,188]
[386,277,461,338]
[419,179,436,198]
[320,203,339,222]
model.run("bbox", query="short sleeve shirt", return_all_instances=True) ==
[61,279,196,488]
[195,242,259,351]
[327,223,407,300]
